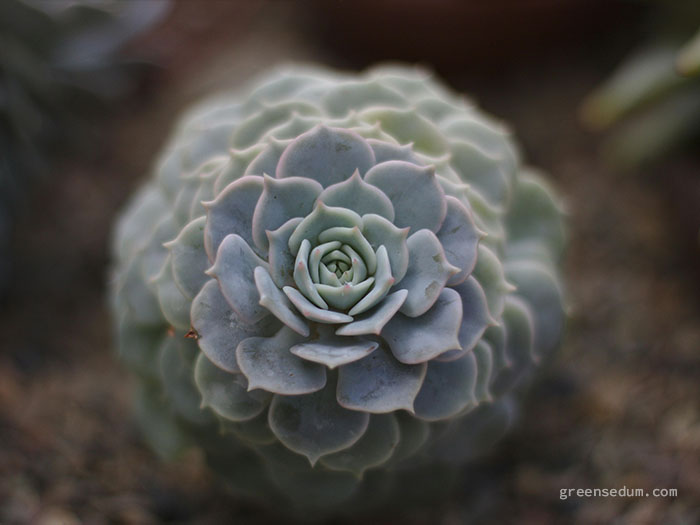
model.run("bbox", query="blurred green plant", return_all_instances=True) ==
[0,0,169,289]
[581,1,700,168]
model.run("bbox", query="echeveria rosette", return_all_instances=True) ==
[110,64,566,513]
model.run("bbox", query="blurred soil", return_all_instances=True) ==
[1,2,698,524]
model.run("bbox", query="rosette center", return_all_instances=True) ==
[292,226,384,313]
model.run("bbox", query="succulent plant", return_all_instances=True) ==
[110,64,566,514]
[581,2,700,167]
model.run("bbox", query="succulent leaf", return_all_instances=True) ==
[364,161,447,233]
[413,352,478,421]
[318,170,395,221]
[290,334,378,369]
[191,279,280,373]
[320,414,400,477]
[268,375,370,466]
[337,345,427,413]
[236,327,327,395]
[194,353,271,422]
[204,175,263,261]
[398,229,460,317]
[207,234,270,323]
[251,175,323,253]
[276,124,376,186]
[383,288,463,364]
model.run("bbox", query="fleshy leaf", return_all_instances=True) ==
[266,113,321,141]
[231,100,319,148]
[290,335,378,369]
[317,170,394,221]
[436,174,469,200]
[159,335,212,425]
[364,161,447,233]
[152,258,191,330]
[433,347,467,363]
[348,254,368,284]
[348,246,394,316]
[246,68,329,103]
[222,410,276,446]
[237,327,327,395]
[276,125,375,187]
[320,414,400,477]
[187,156,227,219]
[252,175,322,253]
[336,289,408,336]
[116,316,163,376]
[472,244,513,319]
[337,345,426,413]
[441,114,518,172]
[366,139,421,165]
[166,216,209,300]
[464,184,506,245]
[309,241,342,282]
[213,145,264,194]
[133,384,189,460]
[315,278,375,311]
[383,287,462,364]
[318,226,377,274]
[505,170,566,262]
[172,181,199,226]
[389,411,430,464]
[473,340,494,402]
[204,175,263,261]
[319,262,343,286]
[414,95,466,122]
[438,196,482,286]
[413,353,477,421]
[244,138,291,178]
[453,276,494,353]
[207,234,269,323]
[491,295,536,396]
[139,215,178,281]
[194,353,271,422]
[283,286,353,324]
[361,214,409,283]
[399,229,460,317]
[254,266,309,337]
[288,202,362,255]
[115,257,163,326]
[322,80,409,116]
[254,441,310,472]
[154,147,184,199]
[483,324,510,379]
[191,279,280,373]
[449,140,510,207]
[293,239,328,309]
[358,107,448,155]
[113,185,168,257]
[267,217,302,287]
[268,375,370,465]
[504,259,564,357]
[180,121,236,171]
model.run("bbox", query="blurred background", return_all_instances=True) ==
[1,1,698,523]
